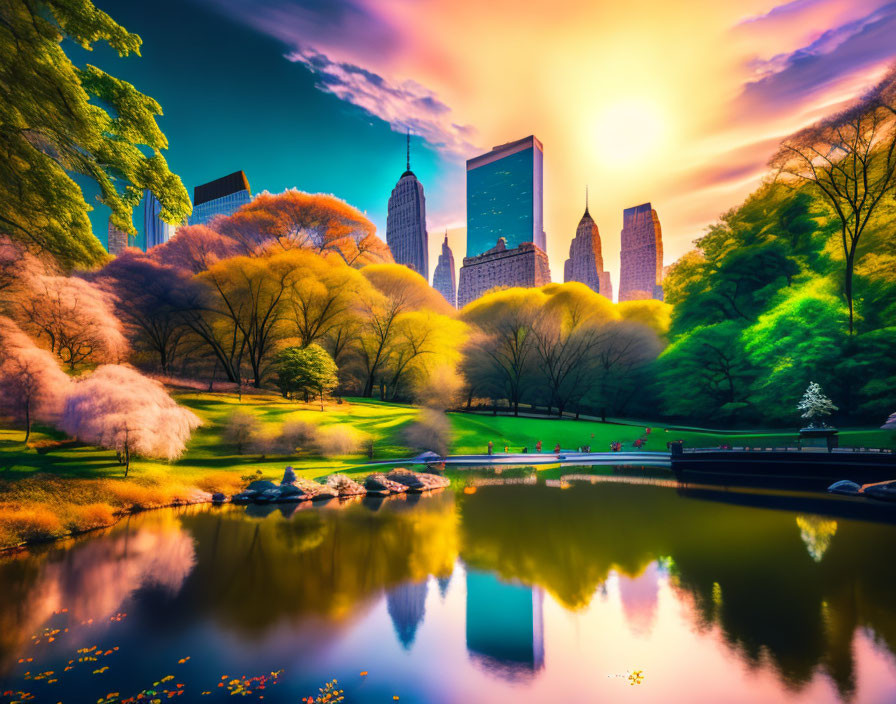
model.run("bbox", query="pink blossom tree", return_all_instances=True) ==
[18,274,129,370]
[61,365,202,475]
[0,317,71,441]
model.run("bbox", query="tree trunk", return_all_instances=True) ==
[124,444,130,478]
[844,249,855,335]
[319,389,324,412]
[24,403,31,443]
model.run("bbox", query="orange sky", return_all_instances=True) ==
[207,0,896,288]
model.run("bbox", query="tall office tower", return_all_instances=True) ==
[456,238,551,308]
[143,190,176,249]
[465,569,545,677]
[189,171,251,226]
[431,233,457,307]
[386,133,429,278]
[466,135,545,257]
[107,220,129,256]
[618,203,664,301]
[563,190,613,300]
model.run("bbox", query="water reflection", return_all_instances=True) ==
[0,481,894,703]
[465,570,544,678]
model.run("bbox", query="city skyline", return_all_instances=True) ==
[80,0,896,291]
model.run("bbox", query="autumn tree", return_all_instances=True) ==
[0,317,71,441]
[770,66,896,334]
[198,251,301,387]
[94,252,191,372]
[219,190,392,266]
[0,0,190,268]
[462,288,544,415]
[275,344,338,409]
[61,365,201,475]
[149,224,243,274]
[17,274,128,370]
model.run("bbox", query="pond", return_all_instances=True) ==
[1,474,895,703]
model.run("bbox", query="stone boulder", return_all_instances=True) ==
[247,479,277,493]
[211,492,227,504]
[863,480,896,502]
[827,480,861,496]
[231,490,257,504]
[326,474,367,497]
[364,473,409,496]
[386,468,450,492]
[294,477,338,501]
[281,466,297,485]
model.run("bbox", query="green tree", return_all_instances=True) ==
[276,344,338,409]
[1,0,190,268]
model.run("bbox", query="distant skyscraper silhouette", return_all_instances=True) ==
[386,132,429,279]
[107,219,129,256]
[189,171,251,225]
[143,190,176,249]
[563,187,612,300]
[618,203,664,301]
[466,135,545,257]
[386,579,429,649]
[432,232,457,307]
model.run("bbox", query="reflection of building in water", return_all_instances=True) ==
[617,561,661,636]
[437,573,452,600]
[796,515,838,562]
[386,579,429,649]
[465,569,544,678]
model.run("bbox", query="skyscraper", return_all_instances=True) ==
[189,171,251,226]
[386,133,429,278]
[618,203,664,301]
[107,219,129,256]
[563,189,613,300]
[431,232,457,307]
[456,238,551,308]
[466,135,545,257]
[143,190,176,249]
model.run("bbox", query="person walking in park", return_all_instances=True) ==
[488,441,494,455]
[536,440,542,453]
[554,442,561,454]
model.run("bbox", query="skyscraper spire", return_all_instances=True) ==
[406,129,411,172]
[585,185,589,215]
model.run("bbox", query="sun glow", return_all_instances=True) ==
[592,99,667,167]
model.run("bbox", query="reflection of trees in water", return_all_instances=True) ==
[458,483,896,699]
[0,510,197,675]
[173,492,459,636]
[796,515,838,562]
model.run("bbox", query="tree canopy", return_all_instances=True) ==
[1,0,190,268]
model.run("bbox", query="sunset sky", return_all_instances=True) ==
[91,0,896,288]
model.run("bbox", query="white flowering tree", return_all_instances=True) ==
[797,382,838,427]
[882,412,896,430]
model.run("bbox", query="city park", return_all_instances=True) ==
[2,2,896,703]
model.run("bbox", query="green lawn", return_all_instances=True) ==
[1,390,893,548]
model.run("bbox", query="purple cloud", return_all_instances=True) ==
[285,46,476,157]
[737,2,896,116]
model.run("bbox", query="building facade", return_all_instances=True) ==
[431,233,457,307]
[563,199,612,300]
[189,171,252,226]
[466,135,545,257]
[386,135,428,278]
[143,190,176,249]
[618,203,664,301]
[456,238,551,308]
[107,220,129,256]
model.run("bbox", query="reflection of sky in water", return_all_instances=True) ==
[1,486,895,703]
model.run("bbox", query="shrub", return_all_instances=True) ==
[223,410,261,454]
[0,507,64,545]
[195,471,246,496]
[314,425,363,457]
[404,409,452,456]
[66,503,116,533]
[413,364,465,410]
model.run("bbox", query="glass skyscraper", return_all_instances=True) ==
[189,171,252,226]
[143,190,176,249]
[466,135,545,257]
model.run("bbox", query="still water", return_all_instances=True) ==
[2,475,895,703]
